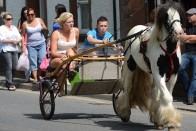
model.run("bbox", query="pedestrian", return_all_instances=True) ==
[17,6,28,34]
[21,7,48,83]
[17,6,33,83]
[53,3,67,31]
[145,8,157,27]
[0,12,22,91]
[178,8,196,105]
[50,12,79,97]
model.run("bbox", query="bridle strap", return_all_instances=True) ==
[168,19,181,30]
[159,43,178,82]
[159,19,181,42]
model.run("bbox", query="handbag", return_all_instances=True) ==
[17,49,29,71]
[40,45,50,71]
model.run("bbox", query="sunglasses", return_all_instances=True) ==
[6,18,13,21]
[27,14,34,17]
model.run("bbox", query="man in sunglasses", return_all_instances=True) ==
[178,8,196,105]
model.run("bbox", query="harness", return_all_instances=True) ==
[139,40,151,73]
[158,19,181,82]
[123,19,181,82]
[159,43,178,82]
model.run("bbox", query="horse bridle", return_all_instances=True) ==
[159,19,181,82]
[160,19,181,42]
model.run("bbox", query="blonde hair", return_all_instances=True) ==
[56,12,73,26]
[1,11,12,19]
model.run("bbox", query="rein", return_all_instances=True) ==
[159,43,178,82]
[123,27,150,56]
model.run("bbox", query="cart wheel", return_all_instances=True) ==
[112,93,118,116]
[39,80,55,120]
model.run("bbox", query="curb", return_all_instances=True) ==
[0,78,39,91]
[0,77,195,112]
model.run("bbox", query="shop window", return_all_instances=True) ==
[0,0,5,25]
[77,0,90,34]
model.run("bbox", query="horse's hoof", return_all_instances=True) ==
[120,116,130,122]
[168,127,180,131]
[154,122,164,130]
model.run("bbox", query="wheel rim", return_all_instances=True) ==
[39,80,55,120]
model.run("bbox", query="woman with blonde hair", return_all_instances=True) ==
[50,12,79,97]
[0,12,21,91]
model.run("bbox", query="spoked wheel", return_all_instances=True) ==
[112,89,122,116]
[39,80,55,120]
[112,93,118,116]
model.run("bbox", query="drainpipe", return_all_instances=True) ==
[113,0,117,40]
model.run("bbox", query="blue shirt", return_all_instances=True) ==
[84,28,114,48]
[53,22,61,31]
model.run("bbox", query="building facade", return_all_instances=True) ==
[0,0,195,42]
[0,0,195,97]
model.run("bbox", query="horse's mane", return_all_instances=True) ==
[150,1,186,42]
[157,1,186,29]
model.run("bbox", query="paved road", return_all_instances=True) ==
[0,87,196,131]
[0,76,195,112]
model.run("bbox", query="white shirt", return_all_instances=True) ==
[0,25,21,52]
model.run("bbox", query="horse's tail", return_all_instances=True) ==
[129,66,153,112]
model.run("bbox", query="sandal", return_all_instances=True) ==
[58,92,65,97]
[32,80,38,84]
[8,85,16,91]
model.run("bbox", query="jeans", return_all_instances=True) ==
[1,51,18,87]
[25,70,31,80]
[27,42,46,71]
[178,52,196,97]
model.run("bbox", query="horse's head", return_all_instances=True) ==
[156,1,186,40]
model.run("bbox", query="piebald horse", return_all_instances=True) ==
[115,1,186,130]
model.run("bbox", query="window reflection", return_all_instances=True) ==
[0,0,5,25]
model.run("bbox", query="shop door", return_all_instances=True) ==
[26,0,40,17]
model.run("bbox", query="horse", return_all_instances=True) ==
[115,1,186,130]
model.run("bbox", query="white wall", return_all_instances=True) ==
[116,0,120,39]
[5,0,121,40]
[91,0,114,34]
[46,0,70,33]
[6,0,26,27]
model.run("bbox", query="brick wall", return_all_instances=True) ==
[119,0,148,40]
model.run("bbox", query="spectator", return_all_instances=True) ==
[53,4,67,31]
[17,6,28,34]
[50,12,79,97]
[0,12,22,91]
[17,6,33,83]
[21,8,48,83]
[178,8,196,105]
[145,8,157,27]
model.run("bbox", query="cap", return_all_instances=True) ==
[186,8,196,15]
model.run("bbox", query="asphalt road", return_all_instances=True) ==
[0,87,196,131]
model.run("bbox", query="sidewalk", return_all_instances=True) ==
[0,76,195,112]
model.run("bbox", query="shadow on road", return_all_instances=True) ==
[24,113,157,131]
